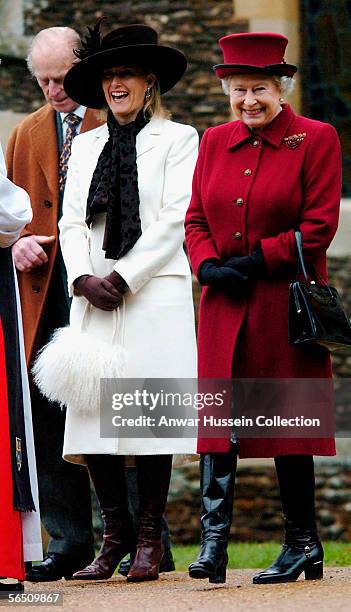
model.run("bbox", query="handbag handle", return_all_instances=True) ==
[295,230,308,281]
[295,230,336,302]
[81,297,126,346]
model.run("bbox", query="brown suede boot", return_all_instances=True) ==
[72,455,135,580]
[127,455,172,582]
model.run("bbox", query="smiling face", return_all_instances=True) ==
[102,66,155,125]
[31,42,78,113]
[228,74,282,130]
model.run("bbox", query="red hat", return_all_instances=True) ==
[213,32,297,79]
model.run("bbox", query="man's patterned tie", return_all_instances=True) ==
[58,113,82,193]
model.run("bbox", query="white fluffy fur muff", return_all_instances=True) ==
[32,326,127,415]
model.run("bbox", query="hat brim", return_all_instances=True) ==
[64,44,187,109]
[213,63,297,79]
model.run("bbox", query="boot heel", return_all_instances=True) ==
[209,564,226,584]
[304,560,323,580]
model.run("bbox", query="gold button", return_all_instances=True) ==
[252,139,260,147]
[235,198,244,206]
[244,168,252,176]
[233,232,242,240]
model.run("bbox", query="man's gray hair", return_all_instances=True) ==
[221,75,296,96]
[26,26,81,75]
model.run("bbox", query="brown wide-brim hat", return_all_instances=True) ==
[213,32,297,79]
[64,24,187,109]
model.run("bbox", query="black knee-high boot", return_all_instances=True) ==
[72,455,135,580]
[189,448,237,584]
[253,455,323,584]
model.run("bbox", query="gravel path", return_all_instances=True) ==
[1,568,350,611]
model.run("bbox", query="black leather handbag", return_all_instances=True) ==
[288,231,351,351]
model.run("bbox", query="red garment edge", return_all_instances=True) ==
[0,318,25,580]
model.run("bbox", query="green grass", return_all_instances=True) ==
[172,542,351,571]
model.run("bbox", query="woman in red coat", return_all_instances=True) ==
[185,32,342,585]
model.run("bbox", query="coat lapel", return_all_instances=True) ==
[89,116,164,163]
[82,117,164,207]
[29,105,58,197]
[88,124,108,166]
[136,117,163,157]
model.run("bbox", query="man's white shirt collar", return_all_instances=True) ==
[60,105,86,124]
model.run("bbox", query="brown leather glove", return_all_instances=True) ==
[104,270,129,294]
[73,274,123,311]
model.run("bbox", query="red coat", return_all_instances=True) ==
[185,104,342,457]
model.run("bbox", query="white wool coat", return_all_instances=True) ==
[59,117,198,462]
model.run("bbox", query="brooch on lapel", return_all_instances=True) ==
[283,132,306,149]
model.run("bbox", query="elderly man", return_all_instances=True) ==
[6,27,100,582]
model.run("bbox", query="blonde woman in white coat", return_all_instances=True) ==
[59,24,198,582]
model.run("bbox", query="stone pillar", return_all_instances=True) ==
[0,0,30,57]
[0,111,27,148]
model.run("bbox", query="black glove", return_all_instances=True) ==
[225,249,267,280]
[73,274,123,311]
[198,260,248,294]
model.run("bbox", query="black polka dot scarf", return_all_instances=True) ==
[86,109,148,260]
